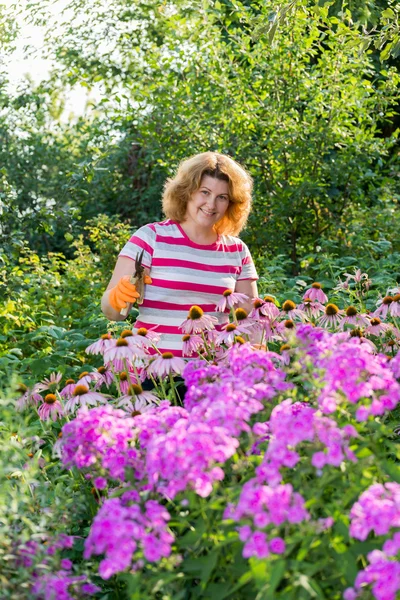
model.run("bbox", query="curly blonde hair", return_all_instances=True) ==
[162,152,253,236]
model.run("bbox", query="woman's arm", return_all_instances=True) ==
[101,256,140,321]
[235,279,258,314]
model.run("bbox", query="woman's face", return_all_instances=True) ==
[184,175,230,232]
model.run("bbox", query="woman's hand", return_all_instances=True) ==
[109,275,140,311]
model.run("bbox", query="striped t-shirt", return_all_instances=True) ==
[119,219,258,356]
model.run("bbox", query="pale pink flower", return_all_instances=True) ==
[373,296,394,319]
[340,306,370,329]
[217,322,252,345]
[318,304,344,329]
[182,334,204,357]
[85,333,115,355]
[93,366,115,390]
[281,300,306,321]
[75,370,101,387]
[15,384,42,410]
[298,299,325,318]
[215,289,249,312]
[131,326,160,350]
[38,394,64,422]
[365,317,390,337]
[389,295,400,317]
[104,338,143,371]
[33,372,62,393]
[116,390,158,415]
[117,371,140,395]
[64,385,108,413]
[249,296,280,320]
[147,353,186,377]
[59,379,76,398]
[179,306,218,334]
[302,283,328,304]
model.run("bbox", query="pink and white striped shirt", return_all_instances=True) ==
[119,219,258,356]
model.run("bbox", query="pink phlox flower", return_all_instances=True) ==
[133,401,189,449]
[85,333,115,355]
[33,371,62,393]
[60,405,140,481]
[348,551,400,600]
[302,284,328,304]
[215,290,249,312]
[226,479,309,559]
[147,353,186,378]
[146,420,238,499]
[349,482,400,541]
[84,497,173,579]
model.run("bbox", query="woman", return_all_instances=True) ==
[101,151,258,356]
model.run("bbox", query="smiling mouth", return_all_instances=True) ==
[200,209,216,216]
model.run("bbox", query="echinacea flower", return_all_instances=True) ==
[75,371,101,387]
[182,334,203,357]
[33,372,62,394]
[64,385,108,414]
[281,300,306,321]
[15,384,43,410]
[341,306,370,329]
[94,365,114,389]
[116,385,158,415]
[179,306,218,334]
[373,296,394,319]
[365,317,390,337]
[249,297,279,320]
[131,327,160,350]
[85,333,115,355]
[147,352,186,377]
[298,298,325,318]
[38,394,64,422]
[104,338,142,371]
[117,371,140,395]
[303,283,328,304]
[215,289,249,312]
[60,379,76,398]
[217,322,252,345]
[389,294,400,317]
[318,303,344,329]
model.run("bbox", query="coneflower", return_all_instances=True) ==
[147,352,186,378]
[38,394,64,422]
[85,333,115,355]
[281,300,305,321]
[389,294,400,318]
[215,289,249,312]
[64,385,108,414]
[365,317,390,337]
[341,306,369,329]
[182,334,203,357]
[302,283,328,304]
[179,305,218,334]
[33,372,62,394]
[298,297,325,318]
[373,296,394,319]
[60,379,76,398]
[318,303,343,329]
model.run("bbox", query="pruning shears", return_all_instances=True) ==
[120,249,146,316]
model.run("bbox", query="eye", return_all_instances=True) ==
[201,190,209,195]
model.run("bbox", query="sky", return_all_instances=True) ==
[2,0,100,120]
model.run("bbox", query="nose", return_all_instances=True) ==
[207,195,217,209]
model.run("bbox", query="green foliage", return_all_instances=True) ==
[0,215,133,389]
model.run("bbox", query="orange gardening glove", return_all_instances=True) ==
[109,276,140,311]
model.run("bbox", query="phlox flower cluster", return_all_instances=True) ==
[31,571,100,599]
[344,550,400,600]
[349,482,400,540]
[84,496,173,579]
[295,324,400,420]
[224,480,309,559]
[60,405,142,482]
[183,344,290,437]
[255,399,357,487]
